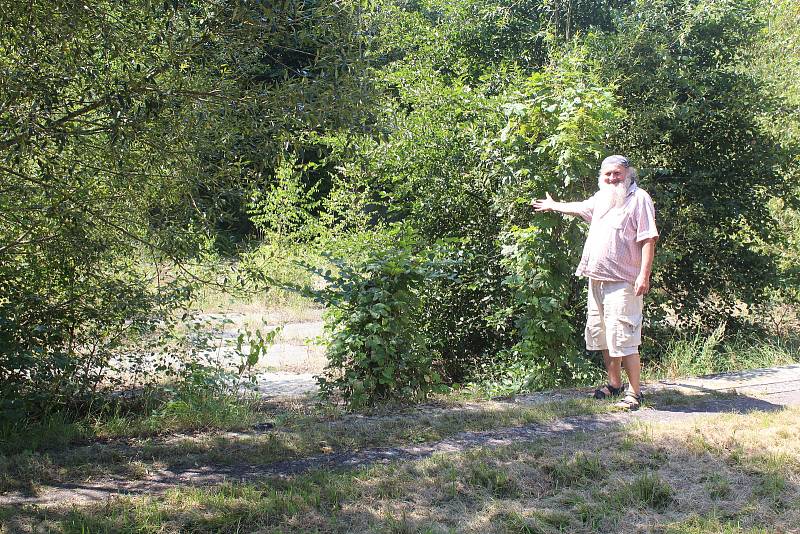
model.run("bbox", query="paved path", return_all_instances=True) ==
[654,363,800,405]
[253,372,318,397]
[3,364,799,507]
[250,359,800,401]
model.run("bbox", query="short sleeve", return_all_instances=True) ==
[635,191,659,242]
[576,195,596,223]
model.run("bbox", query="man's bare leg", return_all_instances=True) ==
[621,353,641,395]
[604,349,623,389]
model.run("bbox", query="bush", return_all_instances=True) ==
[0,0,371,419]
[307,238,449,407]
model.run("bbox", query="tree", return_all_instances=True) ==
[0,0,373,415]
[314,1,626,392]
[592,0,793,330]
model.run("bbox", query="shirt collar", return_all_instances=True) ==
[626,181,638,197]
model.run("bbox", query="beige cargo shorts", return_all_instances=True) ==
[585,279,643,357]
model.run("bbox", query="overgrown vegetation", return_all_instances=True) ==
[1,0,799,414]
[645,324,799,379]
[302,0,800,401]
[3,3,799,531]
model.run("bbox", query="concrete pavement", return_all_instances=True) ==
[653,363,800,406]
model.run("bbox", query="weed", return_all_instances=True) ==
[655,322,726,378]
[614,472,673,510]
[570,496,620,531]
[703,473,733,500]
[647,326,798,380]
[380,512,433,534]
[0,413,89,456]
[686,429,718,456]
[466,461,521,498]
[753,470,787,502]
[497,509,572,533]
[663,515,773,533]
[545,451,606,488]
[747,452,798,477]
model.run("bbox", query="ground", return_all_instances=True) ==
[189,311,325,396]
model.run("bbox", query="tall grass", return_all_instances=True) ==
[0,366,260,456]
[646,323,798,380]
[185,239,326,318]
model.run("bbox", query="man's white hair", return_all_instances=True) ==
[626,166,638,184]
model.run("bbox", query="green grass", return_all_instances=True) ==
[3,324,798,532]
[497,509,573,533]
[4,407,799,533]
[662,515,776,534]
[703,473,733,500]
[753,470,788,503]
[543,451,606,489]
[0,388,260,457]
[0,388,747,496]
[466,457,522,498]
[0,396,613,495]
[644,326,798,380]
[0,413,92,456]
[613,471,674,510]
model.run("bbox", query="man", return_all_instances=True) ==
[531,155,658,410]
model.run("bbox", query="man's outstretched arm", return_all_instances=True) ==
[531,192,588,217]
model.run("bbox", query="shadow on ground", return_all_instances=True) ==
[1,389,794,509]
[2,397,798,533]
[644,388,786,414]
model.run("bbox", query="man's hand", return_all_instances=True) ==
[634,273,650,296]
[532,192,557,213]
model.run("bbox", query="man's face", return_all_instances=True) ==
[596,162,632,215]
[598,163,628,188]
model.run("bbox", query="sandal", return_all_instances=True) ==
[592,383,624,400]
[615,391,644,411]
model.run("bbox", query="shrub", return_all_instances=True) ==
[307,238,449,407]
[595,0,793,331]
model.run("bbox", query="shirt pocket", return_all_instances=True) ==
[612,208,638,240]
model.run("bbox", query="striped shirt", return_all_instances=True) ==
[574,182,659,285]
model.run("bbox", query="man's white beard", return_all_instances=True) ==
[595,178,631,219]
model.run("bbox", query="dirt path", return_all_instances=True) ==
[237,316,322,396]
[4,368,799,508]
[194,315,325,394]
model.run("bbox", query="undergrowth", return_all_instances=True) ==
[644,324,798,380]
[0,365,259,456]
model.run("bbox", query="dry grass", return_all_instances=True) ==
[193,283,324,323]
[0,396,608,496]
[3,401,799,533]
